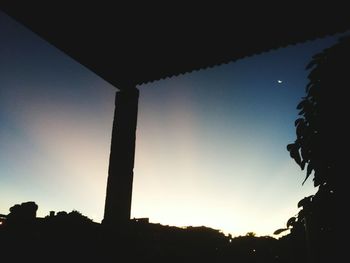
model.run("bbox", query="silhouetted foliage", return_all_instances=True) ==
[283,35,350,263]
[54,209,94,223]
[6,201,38,227]
[246,231,257,237]
[287,35,350,189]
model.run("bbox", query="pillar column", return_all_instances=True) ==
[103,87,139,225]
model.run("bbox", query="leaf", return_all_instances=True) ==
[306,58,322,70]
[313,169,324,187]
[297,196,313,208]
[306,53,324,70]
[306,81,313,89]
[289,147,301,166]
[300,148,309,162]
[296,121,306,138]
[302,162,313,185]
[297,100,307,110]
[273,228,289,235]
[306,61,316,70]
[298,209,306,220]
[286,143,294,152]
[299,160,306,170]
[294,118,304,127]
[287,217,296,228]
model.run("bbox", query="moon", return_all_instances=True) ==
[277,80,283,83]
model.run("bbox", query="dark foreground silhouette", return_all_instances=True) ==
[1,32,346,263]
[0,201,309,263]
[280,35,350,263]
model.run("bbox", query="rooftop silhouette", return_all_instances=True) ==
[1,4,350,88]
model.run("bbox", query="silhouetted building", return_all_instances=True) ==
[132,217,149,224]
[103,88,139,225]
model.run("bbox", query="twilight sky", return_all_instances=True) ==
[0,11,345,236]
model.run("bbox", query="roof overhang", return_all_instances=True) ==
[1,3,350,90]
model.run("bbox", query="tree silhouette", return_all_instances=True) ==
[285,35,350,263]
[6,201,38,226]
[246,232,256,237]
[287,35,350,189]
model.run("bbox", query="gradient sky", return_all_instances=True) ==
[0,11,345,237]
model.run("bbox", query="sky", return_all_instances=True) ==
[0,11,345,237]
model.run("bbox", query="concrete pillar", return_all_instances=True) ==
[103,87,139,225]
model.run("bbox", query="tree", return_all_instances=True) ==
[7,201,38,225]
[285,35,350,263]
[246,232,256,237]
[287,35,350,189]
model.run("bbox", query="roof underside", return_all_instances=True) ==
[1,3,350,89]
